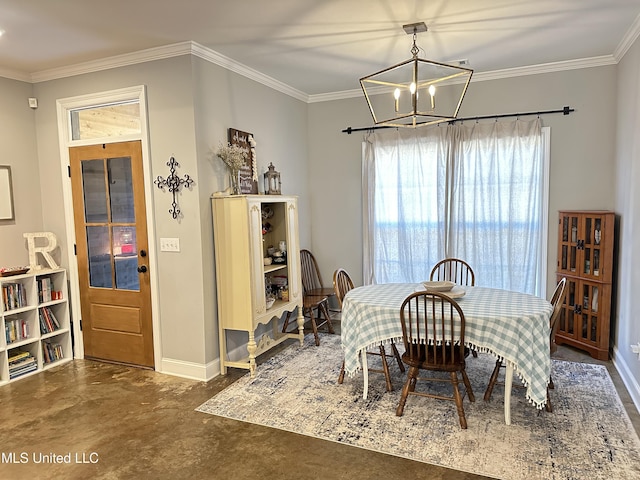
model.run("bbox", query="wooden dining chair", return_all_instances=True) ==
[396,291,475,428]
[483,277,567,412]
[430,257,478,356]
[334,268,404,391]
[300,249,337,306]
[282,249,335,346]
[430,257,476,287]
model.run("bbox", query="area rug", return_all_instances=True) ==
[196,334,640,480]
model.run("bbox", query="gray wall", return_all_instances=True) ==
[191,57,310,359]
[614,37,640,407]
[0,77,43,265]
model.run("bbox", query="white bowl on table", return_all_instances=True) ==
[421,280,455,292]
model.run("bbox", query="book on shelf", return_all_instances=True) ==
[42,341,64,364]
[39,306,60,334]
[9,361,37,379]
[8,349,37,379]
[2,282,27,310]
[9,356,36,369]
[5,317,30,343]
[38,277,53,303]
[8,349,32,364]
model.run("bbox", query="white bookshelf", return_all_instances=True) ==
[0,268,73,385]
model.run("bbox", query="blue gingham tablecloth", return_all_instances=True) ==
[341,284,554,409]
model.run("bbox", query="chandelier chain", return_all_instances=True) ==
[411,31,419,57]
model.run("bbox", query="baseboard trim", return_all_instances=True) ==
[612,345,640,415]
[159,357,220,382]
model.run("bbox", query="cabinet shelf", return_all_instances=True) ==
[555,210,615,360]
[264,264,287,274]
[0,268,73,384]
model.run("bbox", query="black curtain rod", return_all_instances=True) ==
[341,106,574,134]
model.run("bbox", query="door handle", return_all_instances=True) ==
[137,265,148,273]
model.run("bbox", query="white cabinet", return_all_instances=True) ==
[212,195,304,377]
[0,268,73,385]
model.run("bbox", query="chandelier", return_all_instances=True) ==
[360,22,473,128]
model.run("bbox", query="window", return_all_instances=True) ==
[363,119,548,296]
[70,101,141,141]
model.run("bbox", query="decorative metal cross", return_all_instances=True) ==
[154,156,194,219]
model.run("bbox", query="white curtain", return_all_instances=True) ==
[363,118,546,295]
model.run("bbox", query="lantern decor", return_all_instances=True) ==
[359,22,473,128]
[263,162,281,195]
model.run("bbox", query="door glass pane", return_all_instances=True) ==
[113,226,139,291]
[70,102,141,141]
[108,156,135,223]
[87,226,112,288]
[82,160,108,223]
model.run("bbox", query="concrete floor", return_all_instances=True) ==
[0,327,638,480]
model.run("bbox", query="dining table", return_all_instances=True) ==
[340,283,554,425]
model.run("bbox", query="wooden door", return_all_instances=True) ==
[69,141,154,367]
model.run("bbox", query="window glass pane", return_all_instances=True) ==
[113,226,139,291]
[108,156,135,223]
[71,101,141,141]
[87,226,112,288]
[82,159,108,223]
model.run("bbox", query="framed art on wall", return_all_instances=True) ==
[228,128,259,194]
[0,165,15,220]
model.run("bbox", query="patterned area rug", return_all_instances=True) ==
[197,334,640,480]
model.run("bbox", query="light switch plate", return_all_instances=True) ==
[160,237,180,252]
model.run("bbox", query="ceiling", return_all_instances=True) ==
[1,1,639,97]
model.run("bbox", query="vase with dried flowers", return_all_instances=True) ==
[216,142,247,195]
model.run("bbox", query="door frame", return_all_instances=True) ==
[56,85,162,368]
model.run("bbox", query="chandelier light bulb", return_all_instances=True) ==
[410,82,416,94]
[428,85,436,110]
[394,88,401,112]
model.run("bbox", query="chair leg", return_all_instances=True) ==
[338,360,345,384]
[307,308,320,346]
[472,350,478,358]
[281,311,292,333]
[450,371,468,429]
[378,345,393,392]
[390,341,405,372]
[461,369,475,402]
[396,366,418,416]
[319,300,335,334]
[484,359,503,401]
[548,375,555,390]
[545,387,553,412]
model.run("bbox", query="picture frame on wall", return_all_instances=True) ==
[0,165,15,221]
[228,128,259,194]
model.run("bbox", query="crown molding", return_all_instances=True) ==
[6,27,635,103]
[307,55,618,103]
[28,41,310,102]
[614,13,640,61]
[0,67,31,83]
[189,42,309,102]
[30,42,193,83]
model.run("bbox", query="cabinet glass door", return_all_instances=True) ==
[558,213,581,274]
[580,214,606,280]
[578,281,600,345]
[558,277,579,338]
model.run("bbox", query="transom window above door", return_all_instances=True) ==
[70,101,141,141]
